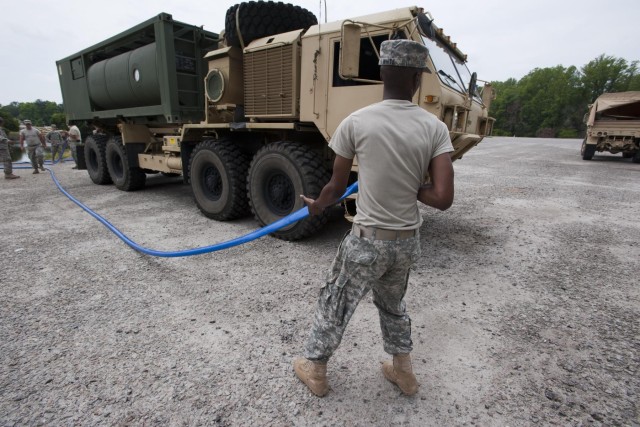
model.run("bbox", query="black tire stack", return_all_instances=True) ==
[84,134,112,185]
[224,1,318,48]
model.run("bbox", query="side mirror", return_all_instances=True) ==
[481,83,496,110]
[340,23,361,79]
[468,72,477,99]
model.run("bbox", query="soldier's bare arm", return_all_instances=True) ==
[417,153,454,211]
[301,154,353,216]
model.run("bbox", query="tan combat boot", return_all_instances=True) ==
[382,353,419,395]
[4,174,20,179]
[33,169,39,174]
[293,357,329,397]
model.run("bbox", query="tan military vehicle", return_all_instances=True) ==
[581,91,640,162]
[57,2,495,240]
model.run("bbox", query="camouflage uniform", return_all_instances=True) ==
[295,39,452,396]
[67,125,81,166]
[0,127,13,176]
[20,126,44,171]
[46,128,64,162]
[304,231,421,361]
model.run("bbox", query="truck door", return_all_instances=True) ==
[325,35,387,137]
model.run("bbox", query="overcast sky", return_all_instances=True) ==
[1,0,637,105]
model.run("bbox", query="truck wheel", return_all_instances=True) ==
[581,139,595,160]
[632,151,640,164]
[189,139,250,220]
[85,134,112,185]
[225,1,317,48]
[247,142,330,240]
[622,152,634,159]
[105,138,146,191]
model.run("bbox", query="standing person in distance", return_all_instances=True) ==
[19,120,46,174]
[46,124,65,163]
[294,39,455,397]
[0,117,20,179]
[67,123,82,169]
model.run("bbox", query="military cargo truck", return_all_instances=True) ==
[56,2,495,240]
[581,91,640,162]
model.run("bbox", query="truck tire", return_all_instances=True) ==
[85,134,112,185]
[247,142,330,240]
[105,138,146,191]
[225,1,317,48]
[189,139,250,220]
[622,152,634,159]
[581,138,595,160]
[632,151,640,164]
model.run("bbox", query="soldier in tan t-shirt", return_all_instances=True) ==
[294,40,454,397]
[67,124,82,169]
[19,120,46,174]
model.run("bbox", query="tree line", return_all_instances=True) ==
[1,54,638,139]
[0,100,65,132]
[489,54,639,138]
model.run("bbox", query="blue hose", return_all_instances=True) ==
[6,160,358,257]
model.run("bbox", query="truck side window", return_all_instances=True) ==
[332,33,406,87]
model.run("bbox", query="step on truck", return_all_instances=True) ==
[56,2,495,240]
[581,91,640,162]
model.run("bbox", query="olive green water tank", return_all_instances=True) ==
[88,43,161,110]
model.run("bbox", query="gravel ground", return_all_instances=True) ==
[1,137,638,426]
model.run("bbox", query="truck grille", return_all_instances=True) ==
[244,44,298,118]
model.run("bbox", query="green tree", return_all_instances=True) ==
[0,107,20,131]
[50,112,67,129]
[488,78,522,136]
[1,102,20,119]
[12,99,64,126]
[581,54,638,102]
[627,73,640,91]
[516,66,583,137]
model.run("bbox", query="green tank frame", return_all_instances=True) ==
[56,13,219,127]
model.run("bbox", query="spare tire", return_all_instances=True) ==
[225,1,318,48]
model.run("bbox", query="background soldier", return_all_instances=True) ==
[19,120,46,174]
[46,124,65,163]
[67,123,82,169]
[294,40,455,397]
[0,117,20,179]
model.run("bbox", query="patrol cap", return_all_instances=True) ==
[24,119,32,124]
[51,124,57,128]
[378,39,431,73]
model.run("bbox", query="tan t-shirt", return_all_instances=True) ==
[329,99,453,230]
[68,125,81,142]
[20,128,42,147]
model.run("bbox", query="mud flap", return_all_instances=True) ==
[76,144,87,170]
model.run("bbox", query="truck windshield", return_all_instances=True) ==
[421,35,482,102]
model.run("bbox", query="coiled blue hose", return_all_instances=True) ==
[4,160,358,257]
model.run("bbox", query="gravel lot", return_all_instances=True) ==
[1,137,638,426]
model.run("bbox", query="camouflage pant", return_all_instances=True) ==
[69,140,79,164]
[0,146,11,175]
[50,143,64,162]
[27,146,44,170]
[304,230,421,362]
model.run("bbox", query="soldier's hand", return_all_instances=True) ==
[300,195,323,216]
